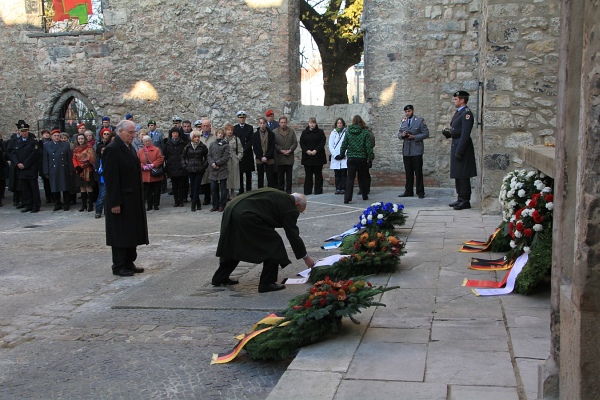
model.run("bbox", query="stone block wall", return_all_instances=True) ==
[363,0,560,212]
[0,0,300,134]
[363,0,482,195]
[480,0,560,211]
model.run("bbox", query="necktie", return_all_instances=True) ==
[408,119,411,128]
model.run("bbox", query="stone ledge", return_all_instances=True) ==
[520,145,555,178]
[27,30,104,38]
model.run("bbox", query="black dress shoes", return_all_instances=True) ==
[258,283,286,293]
[453,201,471,210]
[449,200,462,207]
[20,207,32,213]
[418,195,425,199]
[54,203,63,211]
[127,263,145,273]
[112,268,134,277]
[212,278,239,286]
[398,193,414,197]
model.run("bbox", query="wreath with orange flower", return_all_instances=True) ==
[243,277,398,360]
[309,230,405,283]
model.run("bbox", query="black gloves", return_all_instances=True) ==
[455,153,462,161]
[334,155,344,160]
[442,128,452,139]
[75,166,83,174]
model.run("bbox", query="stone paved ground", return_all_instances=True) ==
[2,186,436,398]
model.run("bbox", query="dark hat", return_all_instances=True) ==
[102,116,110,122]
[236,110,247,117]
[125,113,133,120]
[403,105,414,111]
[265,109,274,117]
[16,120,29,130]
[453,90,470,98]
[148,120,156,126]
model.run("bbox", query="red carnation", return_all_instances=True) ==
[524,228,533,237]
[516,221,524,232]
[515,207,525,219]
[532,210,543,224]
[528,199,537,208]
[545,194,554,202]
[532,193,541,201]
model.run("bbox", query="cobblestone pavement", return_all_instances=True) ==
[0,188,455,398]
[1,187,412,399]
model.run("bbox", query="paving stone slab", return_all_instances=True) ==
[508,327,551,359]
[449,385,519,400]
[346,342,427,381]
[426,340,516,386]
[362,327,430,344]
[335,380,447,400]
[267,370,342,400]
[516,357,544,400]
[431,318,507,341]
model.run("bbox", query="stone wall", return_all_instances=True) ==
[363,0,560,212]
[480,0,561,211]
[363,0,482,195]
[0,0,300,133]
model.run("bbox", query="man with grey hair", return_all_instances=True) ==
[211,187,315,293]
[102,120,149,277]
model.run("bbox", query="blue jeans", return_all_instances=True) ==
[96,183,106,214]
[211,179,228,209]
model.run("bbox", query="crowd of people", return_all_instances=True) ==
[0,110,380,215]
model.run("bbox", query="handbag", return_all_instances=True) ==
[150,166,164,177]
[144,149,164,177]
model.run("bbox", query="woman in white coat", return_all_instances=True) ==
[329,118,348,195]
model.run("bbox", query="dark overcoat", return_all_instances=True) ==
[215,188,307,266]
[102,135,149,248]
[0,140,7,181]
[12,135,41,180]
[251,129,275,161]
[234,123,255,173]
[449,106,477,179]
[6,134,21,191]
[42,141,73,192]
[207,139,231,181]
[182,142,208,174]
[164,138,187,177]
[300,126,327,166]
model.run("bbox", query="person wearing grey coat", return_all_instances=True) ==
[42,130,74,210]
[398,105,429,199]
[207,131,231,211]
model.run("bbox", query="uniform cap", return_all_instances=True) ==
[403,105,414,111]
[265,109,274,117]
[194,119,203,127]
[125,113,133,120]
[453,90,470,98]
[77,123,86,129]
[50,129,61,135]
[148,120,156,126]
[172,115,183,122]
[101,116,110,122]
[236,110,247,117]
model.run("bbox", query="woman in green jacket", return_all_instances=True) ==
[339,115,374,204]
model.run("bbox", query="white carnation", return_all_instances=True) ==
[516,182,524,189]
[507,190,514,198]
[546,202,554,210]
[361,218,367,225]
[533,224,543,232]
[509,200,517,208]
[377,214,383,220]
[514,230,522,238]
[523,246,531,254]
[526,200,531,207]
[542,187,552,193]
[510,240,517,248]
[367,215,373,221]
[527,171,536,178]
[540,173,546,178]
[392,205,398,212]
[518,189,526,197]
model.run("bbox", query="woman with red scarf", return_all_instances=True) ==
[72,133,96,212]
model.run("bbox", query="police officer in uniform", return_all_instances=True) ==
[234,110,255,194]
[398,105,430,199]
[442,90,477,210]
[12,120,42,213]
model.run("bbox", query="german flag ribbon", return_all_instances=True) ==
[469,254,529,296]
[469,257,514,271]
[459,228,502,252]
[211,313,288,364]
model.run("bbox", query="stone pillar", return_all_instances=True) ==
[548,0,600,398]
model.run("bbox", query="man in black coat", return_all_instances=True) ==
[442,90,477,210]
[12,121,41,213]
[43,129,73,211]
[211,188,315,293]
[102,120,149,277]
[252,118,276,189]
[233,110,255,194]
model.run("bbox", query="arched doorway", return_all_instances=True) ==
[40,89,97,137]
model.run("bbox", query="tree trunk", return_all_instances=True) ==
[322,60,350,106]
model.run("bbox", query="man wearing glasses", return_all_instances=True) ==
[102,120,149,277]
[233,110,255,194]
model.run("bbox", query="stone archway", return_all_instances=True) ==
[42,89,98,135]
